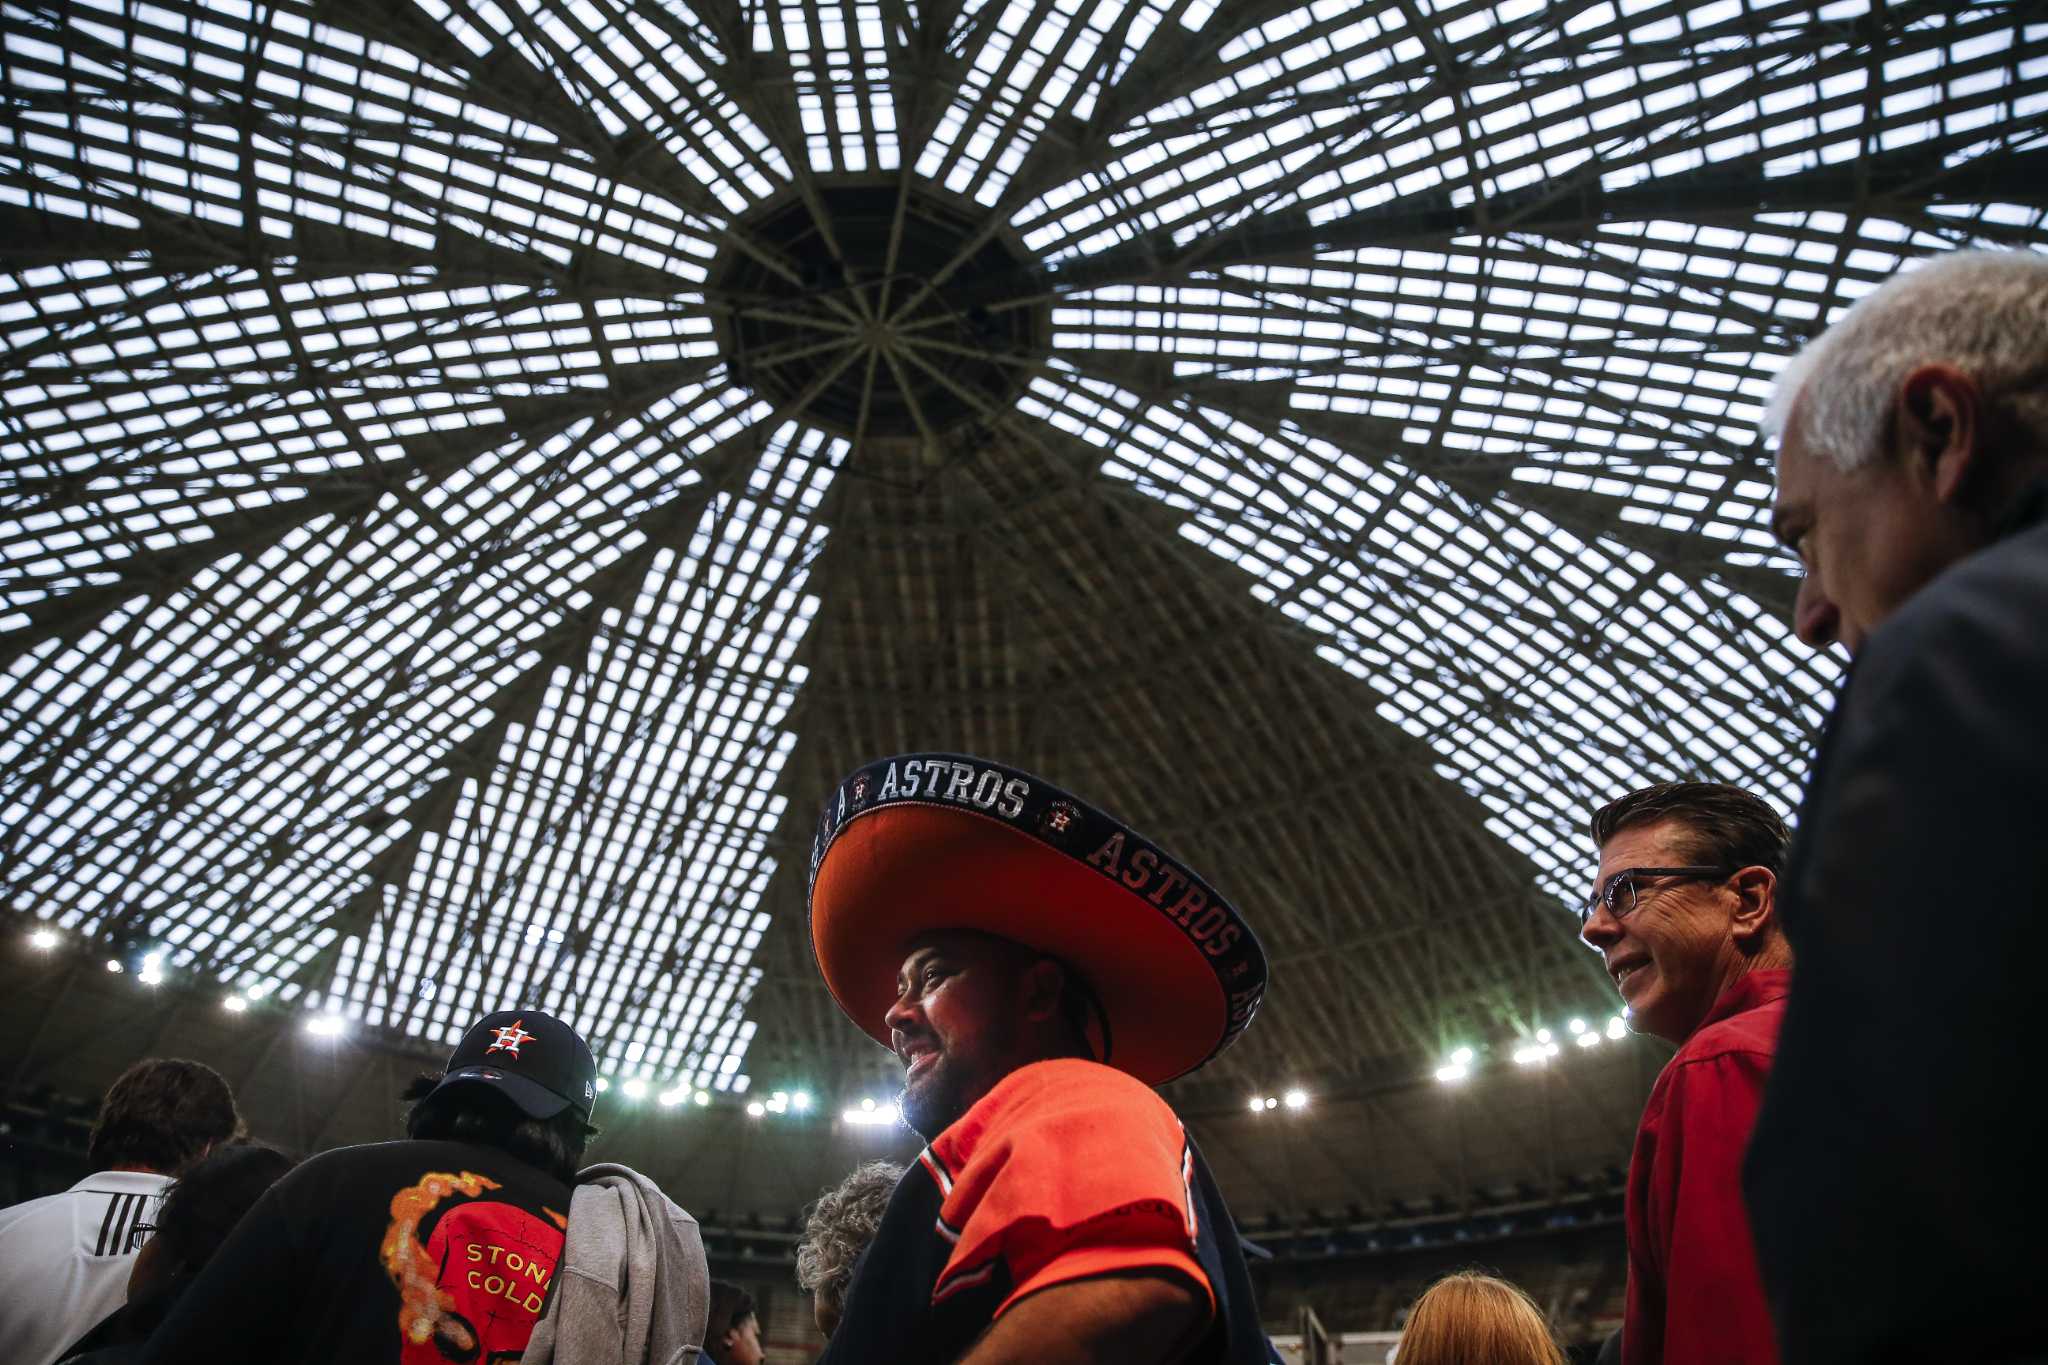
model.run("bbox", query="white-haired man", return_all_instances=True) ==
[1749,248,2048,1364]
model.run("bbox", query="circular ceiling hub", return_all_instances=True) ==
[711,182,1048,440]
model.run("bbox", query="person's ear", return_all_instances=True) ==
[1895,363,1980,505]
[1018,958,1066,1026]
[1727,866,1776,949]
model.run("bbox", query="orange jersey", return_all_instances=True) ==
[923,1058,1213,1317]
[820,1058,1270,1364]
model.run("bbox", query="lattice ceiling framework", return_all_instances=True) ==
[2,0,2043,1151]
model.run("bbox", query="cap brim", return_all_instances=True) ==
[812,802,1236,1086]
[438,1066,577,1121]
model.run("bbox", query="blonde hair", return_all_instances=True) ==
[1395,1272,1567,1365]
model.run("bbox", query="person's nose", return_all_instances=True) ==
[1580,902,1624,953]
[884,990,919,1038]
[1792,571,1841,650]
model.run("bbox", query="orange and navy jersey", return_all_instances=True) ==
[820,1058,1268,1365]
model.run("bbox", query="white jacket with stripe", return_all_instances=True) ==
[0,1170,170,1365]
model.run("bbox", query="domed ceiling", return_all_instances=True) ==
[3,0,2042,1205]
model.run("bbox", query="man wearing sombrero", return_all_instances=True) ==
[808,753,1271,1364]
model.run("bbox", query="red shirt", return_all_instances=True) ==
[1623,969,1788,1365]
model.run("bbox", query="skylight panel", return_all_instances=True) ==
[2,359,769,1000]
[1029,235,1845,900]
[325,422,840,1081]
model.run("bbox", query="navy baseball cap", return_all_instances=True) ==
[428,1009,597,1122]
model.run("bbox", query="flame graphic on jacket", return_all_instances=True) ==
[382,1171,500,1352]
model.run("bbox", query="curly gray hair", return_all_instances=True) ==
[795,1160,905,1315]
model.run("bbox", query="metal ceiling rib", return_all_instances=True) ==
[2,0,2044,1192]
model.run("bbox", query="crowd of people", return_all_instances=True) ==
[0,247,2041,1365]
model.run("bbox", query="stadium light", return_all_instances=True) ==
[1434,1063,1469,1084]
[29,928,58,951]
[137,951,164,986]
[621,1078,648,1100]
[694,1090,710,1107]
[1283,1089,1309,1110]
[791,1090,812,1112]
[223,995,248,1013]
[1535,1027,1552,1044]
[1576,1030,1600,1048]
[745,1101,767,1118]
[658,1087,685,1107]
[842,1099,900,1127]
[595,1077,611,1093]
[105,959,123,973]
[1567,1018,1587,1035]
[307,1013,346,1038]
[1451,1046,1475,1066]
[1248,1096,1266,1114]
[1606,1016,1628,1040]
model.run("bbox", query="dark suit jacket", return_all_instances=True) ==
[1744,480,2048,1364]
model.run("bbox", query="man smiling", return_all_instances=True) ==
[1581,782,1791,1365]
[806,753,1271,1365]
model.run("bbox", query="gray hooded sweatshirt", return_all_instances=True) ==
[520,1163,709,1365]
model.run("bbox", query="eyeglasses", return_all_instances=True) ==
[1579,866,1732,935]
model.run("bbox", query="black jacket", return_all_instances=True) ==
[57,1281,186,1365]
[1744,481,2048,1364]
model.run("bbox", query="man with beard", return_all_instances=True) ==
[805,753,1271,1365]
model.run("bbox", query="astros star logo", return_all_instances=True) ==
[486,1020,535,1058]
[1037,799,1081,840]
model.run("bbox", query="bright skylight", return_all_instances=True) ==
[327,422,841,1083]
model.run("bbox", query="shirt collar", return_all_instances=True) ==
[68,1170,174,1195]
[1698,966,1792,1033]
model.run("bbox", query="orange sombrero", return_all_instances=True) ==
[807,753,1267,1086]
